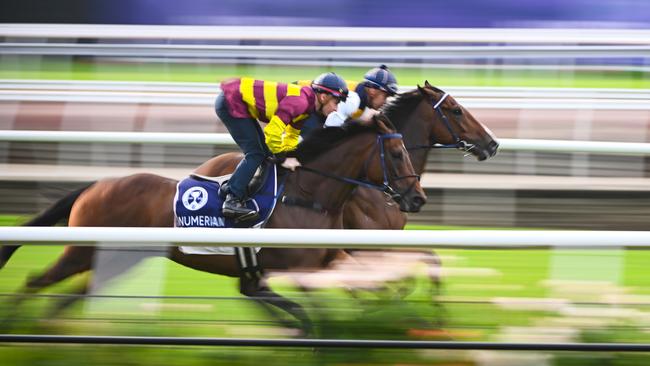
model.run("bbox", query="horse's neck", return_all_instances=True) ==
[284,134,376,213]
[399,104,432,175]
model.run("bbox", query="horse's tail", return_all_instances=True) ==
[0,184,92,270]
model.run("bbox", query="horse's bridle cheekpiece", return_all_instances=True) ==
[408,91,476,155]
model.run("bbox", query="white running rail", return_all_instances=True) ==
[0,227,649,249]
[2,80,648,110]
[2,24,650,44]
[3,130,650,156]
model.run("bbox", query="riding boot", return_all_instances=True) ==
[218,182,230,200]
[222,194,259,221]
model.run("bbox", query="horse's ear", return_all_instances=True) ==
[417,84,427,96]
[373,114,395,133]
[424,80,432,88]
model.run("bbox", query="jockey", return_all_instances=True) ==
[299,65,398,136]
[216,73,348,221]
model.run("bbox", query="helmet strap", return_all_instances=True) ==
[315,93,326,115]
[316,93,338,115]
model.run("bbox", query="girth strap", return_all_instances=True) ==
[280,195,328,213]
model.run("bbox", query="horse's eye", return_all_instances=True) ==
[452,108,463,116]
[391,151,403,159]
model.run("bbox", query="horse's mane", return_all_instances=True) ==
[291,120,394,164]
[291,83,444,163]
[381,84,444,130]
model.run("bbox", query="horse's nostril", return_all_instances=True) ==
[413,196,426,208]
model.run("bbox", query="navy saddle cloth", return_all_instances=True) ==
[174,164,279,229]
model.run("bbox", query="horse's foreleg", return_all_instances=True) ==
[422,250,446,328]
[239,276,312,336]
[424,250,443,297]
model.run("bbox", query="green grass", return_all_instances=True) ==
[0,215,24,226]
[2,216,650,364]
[2,57,649,88]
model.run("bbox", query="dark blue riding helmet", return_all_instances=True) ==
[312,72,349,102]
[363,65,398,96]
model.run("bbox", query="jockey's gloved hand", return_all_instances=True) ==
[281,157,301,171]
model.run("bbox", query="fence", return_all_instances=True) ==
[3,24,650,44]
[2,226,650,351]
[4,43,650,61]
[1,334,649,352]
[3,130,650,156]
[2,226,650,248]
[2,81,649,109]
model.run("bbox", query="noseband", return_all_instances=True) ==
[407,92,476,154]
[373,133,421,201]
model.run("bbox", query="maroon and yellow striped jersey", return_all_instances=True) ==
[221,78,315,127]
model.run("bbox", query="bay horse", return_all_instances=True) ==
[1,116,425,335]
[191,82,499,297]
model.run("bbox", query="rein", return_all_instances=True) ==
[405,92,476,154]
[281,132,418,212]
[297,132,412,199]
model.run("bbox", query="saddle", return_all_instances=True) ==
[174,161,280,230]
[192,160,273,199]
[175,161,281,281]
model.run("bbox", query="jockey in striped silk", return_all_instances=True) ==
[216,73,348,221]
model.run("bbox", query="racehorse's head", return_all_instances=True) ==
[416,81,499,161]
[364,114,427,212]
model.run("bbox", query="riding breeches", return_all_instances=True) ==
[215,94,270,200]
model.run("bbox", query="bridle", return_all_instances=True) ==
[295,132,420,202]
[406,92,477,155]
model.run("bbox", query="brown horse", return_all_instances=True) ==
[191,82,499,297]
[1,116,425,334]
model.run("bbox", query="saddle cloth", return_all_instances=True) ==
[174,165,279,255]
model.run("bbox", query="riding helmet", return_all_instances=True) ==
[363,65,398,96]
[312,72,349,102]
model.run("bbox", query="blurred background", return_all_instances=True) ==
[1,1,650,365]
[3,0,650,28]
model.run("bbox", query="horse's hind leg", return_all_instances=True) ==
[43,280,91,319]
[240,275,312,336]
[44,246,158,318]
[0,246,94,330]
[22,247,94,293]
